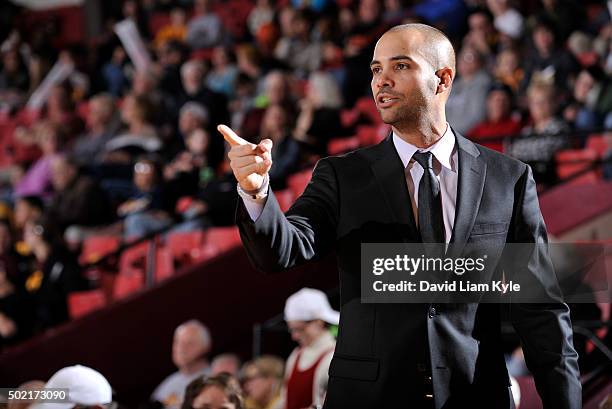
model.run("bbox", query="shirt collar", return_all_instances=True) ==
[392,124,456,172]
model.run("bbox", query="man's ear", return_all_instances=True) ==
[435,67,453,94]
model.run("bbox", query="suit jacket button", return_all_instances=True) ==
[429,307,437,318]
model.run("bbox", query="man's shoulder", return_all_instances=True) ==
[462,137,528,176]
[319,141,385,169]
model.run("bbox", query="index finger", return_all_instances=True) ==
[217,124,249,146]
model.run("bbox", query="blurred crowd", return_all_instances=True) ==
[0,0,610,386]
[11,288,340,409]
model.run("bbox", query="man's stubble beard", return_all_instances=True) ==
[380,95,429,132]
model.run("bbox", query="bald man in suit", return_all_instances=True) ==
[220,24,581,409]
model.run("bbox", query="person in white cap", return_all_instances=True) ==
[281,288,338,409]
[30,365,113,409]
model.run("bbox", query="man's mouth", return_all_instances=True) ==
[377,94,399,108]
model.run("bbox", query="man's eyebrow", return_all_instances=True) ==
[370,55,416,66]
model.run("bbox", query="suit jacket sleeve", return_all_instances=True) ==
[506,165,581,409]
[236,158,339,273]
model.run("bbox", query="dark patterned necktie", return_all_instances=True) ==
[412,151,445,244]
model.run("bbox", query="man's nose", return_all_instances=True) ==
[374,70,394,89]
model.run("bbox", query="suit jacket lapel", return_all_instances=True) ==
[368,134,420,242]
[448,132,487,257]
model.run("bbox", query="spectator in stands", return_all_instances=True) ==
[104,94,162,163]
[7,380,46,409]
[506,81,570,186]
[486,0,524,41]
[241,355,284,409]
[0,48,29,94]
[468,83,522,152]
[230,73,258,131]
[536,0,584,41]
[47,155,114,235]
[275,10,323,75]
[186,0,223,50]
[152,320,213,409]
[122,0,150,39]
[165,128,214,199]
[563,66,612,134]
[462,8,498,64]
[206,47,239,99]
[293,71,348,154]
[178,102,210,142]
[176,152,239,228]
[13,121,65,199]
[119,156,173,239]
[22,216,86,330]
[282,288,337,409]
[72,93,120,165]
[235,45,264,85]
[211,353,242,376]
[0,218,17,279]
[567,31,598,68]
[382,0,407,25]
[158,40,188,99]
[247,0,275,38]
[30,365,114,409]
[44,83,85,142]
[155,7,188,50]
[13,196,43,237]
[445,46,492,134]
[522,17,580,94]
[241,70,295,142]
[102,46,130,97]
[493,48,524,92]
[178,59,230,166]
[183,373,244,409]
[259,105,299,188]
[341,0,386,107]
[132,70,163,116]
[0,219,32,346]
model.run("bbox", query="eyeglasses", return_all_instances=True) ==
[134,162,153,174]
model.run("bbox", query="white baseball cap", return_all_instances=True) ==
[30,365,113,409]
[284,288,340,325]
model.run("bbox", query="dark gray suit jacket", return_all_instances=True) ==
[236,132,581,409]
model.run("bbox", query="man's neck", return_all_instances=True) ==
[180,358,208,375]
[392,115,448,148]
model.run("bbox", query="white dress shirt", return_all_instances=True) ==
[392,125,458,243]
[239,125,458,243]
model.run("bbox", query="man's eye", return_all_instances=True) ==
[371,67,381,74]
[396,63,408,70]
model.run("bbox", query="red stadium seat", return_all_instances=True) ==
[68,289,107,319]
[119,241,151,275]
[80,235,121,265]
[201,227,242,259]
[165,230,207,266]
[155,247,175,282]
[275,189,295,212]
[555,148,601,184]
[340,108,360,128]
[287,169,313,198]
[328,136,360,155]
[355,97,381,125]
[112,271,145,300]
[586,134,609,158]
[356,125,379,146]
